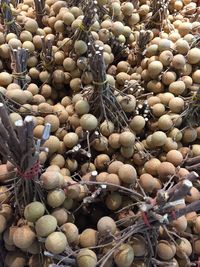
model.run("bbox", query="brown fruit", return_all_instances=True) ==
[176,238,192,258]
[13,226,36,249]
[76,249,97,267]
[97,216,116,234]
[114,243,134,267]
[61,223,79,245]
[105,192,122,210]
[157,162,176,181]
[166,150,183,166]
[118,164,137,184]
[157,240,176,260]
[5,252,26,267]
[79,228,98,247]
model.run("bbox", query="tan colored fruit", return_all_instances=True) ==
[139,173,156,193]
[80,114,98,131]
[119,131,135,147]
[166,150,183,166]
[182,128,197,143]
[93,136,108,152]
[130,115,145,133]
[94,154,110,170]
[47,189,65,208]
[114,243,134,267]
[144,158,161,176]
[0,72,13,86]
[40,171,61,190]
[157,162,176,180]
[61,223,79,244]
[51,208,68,226]
[108,161,124,174]
[100,121,115,137]
[13,226,35,249]
[35,215,57,237]
[172,54,186,70]
[45,231,67,254]
[108,133,121,149]
[106,192,122,210]
[118,164,137,184]
[24,201,45,222]
[74,40,88,55]
[130,235,146,257]
[148,61,163,78]
[76,249,97,267]
[97,216,116,234]
[157,240,176,260]
[5,252,26,267]
[79,228,98,247]
[43,135,60,154]
[24,18,38,33]
[171,215,187,232]
[187,48,200,64]
[158,115,173,131]
[63,132,79,148]
[44,115,60,132]
[185,187,200,203]
[75,100,90,115]
[106,173,121,190]
[151,131,167,147]
[169,81,186,96]
[176,238,192,258]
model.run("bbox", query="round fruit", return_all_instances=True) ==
[45,232,67,254]
[24,201,45,222]
[35,215,57,237]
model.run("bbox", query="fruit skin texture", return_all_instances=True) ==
[118,164,137,184]
[157,240,176,260]
[80,114,98,131]
[79,228,98,248]
[176,237,192,258]
[151,131,167,147]
[35,215,57,237]
[45,231,68,254]
[97,216,116,234]
[61,223,79,245]
[13,226,36,250]
[76,249,97,267]
[5,252,26,267]
[114,243,134,267]
[24,201,45,222]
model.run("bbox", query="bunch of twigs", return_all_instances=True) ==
[95,172,200,266]
[108,36,129,64]
[68,0,97,55]
[34,0,45,27]
[10,47,29,90]
[38,36,54,72]
[133,30,152,65]
[0,0,20,35]
[185,154,200,174]
[83,43,129,129]
[0,102,51,215]
[45,171,200,266]
[145,0,171,30]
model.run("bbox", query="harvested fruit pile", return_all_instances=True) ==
[1,0,200,266]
